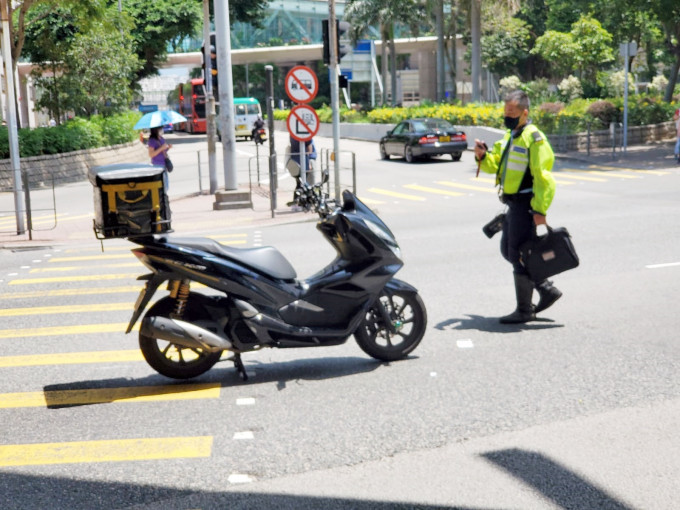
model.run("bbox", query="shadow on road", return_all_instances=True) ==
[42,356,384,409]
[481,448,634,510]
[1,471,504,510]
[435,315,564,334]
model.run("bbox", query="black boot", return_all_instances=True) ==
[534,279,562,314]
[499,273,536,324]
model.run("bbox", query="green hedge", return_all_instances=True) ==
[0,111,142,159]
[272,95,678,136]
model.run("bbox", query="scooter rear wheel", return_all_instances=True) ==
[354,290,427,362]
[139,296,223,379]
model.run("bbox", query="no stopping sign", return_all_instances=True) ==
[287,105,319,142]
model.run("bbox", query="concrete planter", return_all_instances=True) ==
[0,140,148,190]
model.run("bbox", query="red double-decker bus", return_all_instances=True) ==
[178,78,207,134]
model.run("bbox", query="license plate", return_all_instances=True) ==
[439,135,451,142]
[237,125,246,130]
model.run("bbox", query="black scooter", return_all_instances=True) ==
[126,185,427,380]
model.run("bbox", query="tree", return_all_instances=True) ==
[531,30,579,79]
[61,20,142,116]
[22,4,80,123]
[532,15,613,83]
[481,17,531,78]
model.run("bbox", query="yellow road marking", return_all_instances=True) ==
[0,302,132,317]
[0,383,221,409]
[589,165,670,175]
[571,169,640,179]
[367,188,426,201]
[64,246,130,253]
[9,274,138,285]
[30,262,141,273]
[0,350,144,367]
[404,184,464,197]
[436,181,497,193]
[0,436,213,466]
[554,172,607,182]
[0,286,142,300]
[356,197,385,205]
[49,254,134,262]
[0,323,136,339]
[473,177,496,184]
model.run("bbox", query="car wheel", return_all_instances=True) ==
[451,152,462,162]
[380,143,390,160]
[404,146,414,163]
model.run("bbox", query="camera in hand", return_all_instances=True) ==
[483,213,506,238]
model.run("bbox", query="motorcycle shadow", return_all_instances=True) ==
[435,315,564,334]
[41,356,390,408]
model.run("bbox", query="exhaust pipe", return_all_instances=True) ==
[140,316,232,352]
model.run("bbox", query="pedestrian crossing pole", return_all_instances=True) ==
[328,0,341,202]
[0,0,25,235]
[214,0,238,191]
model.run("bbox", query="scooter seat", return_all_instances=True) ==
[158,236,297,280]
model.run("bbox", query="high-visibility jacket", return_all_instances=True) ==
[479,123,555,215]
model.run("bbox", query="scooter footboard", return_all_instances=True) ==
[382,278,419,296]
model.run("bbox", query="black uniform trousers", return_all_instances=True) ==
[500,193,534,276]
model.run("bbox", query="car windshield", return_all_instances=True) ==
[422,119,454,131]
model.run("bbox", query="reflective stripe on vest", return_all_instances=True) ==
[501,142,529,190]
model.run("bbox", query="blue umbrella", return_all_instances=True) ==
[134,110,187,130]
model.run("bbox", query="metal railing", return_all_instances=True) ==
[0,171,56,239]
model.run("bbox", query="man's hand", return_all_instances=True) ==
[533,213,547,226]
[474,139,487,160]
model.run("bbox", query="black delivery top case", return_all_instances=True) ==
[88,163,171,239]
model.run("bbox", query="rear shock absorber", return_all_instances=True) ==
[170,279,191,319]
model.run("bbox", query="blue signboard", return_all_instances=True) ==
[138,104,159,113]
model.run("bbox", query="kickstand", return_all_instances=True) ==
[232,353,248,381]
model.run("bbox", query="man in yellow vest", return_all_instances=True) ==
[474,90,562,323]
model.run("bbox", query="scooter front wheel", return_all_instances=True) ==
[354,290,427,362]
[139,296,223,379]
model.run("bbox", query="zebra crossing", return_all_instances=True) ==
[358,166,673,205]
[0,232,257,471]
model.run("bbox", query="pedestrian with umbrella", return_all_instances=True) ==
[134,110,187,189]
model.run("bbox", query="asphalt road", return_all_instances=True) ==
[0,131,678,509]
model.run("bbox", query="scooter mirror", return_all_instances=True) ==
[322,170,329,185]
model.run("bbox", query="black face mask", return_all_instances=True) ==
[504,115,520,130]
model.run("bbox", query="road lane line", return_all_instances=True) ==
[30,263,141,273]
[0,323,137,339]
[9,274,139,285]
[553,172,607,182]
[0,286,142,300]
[577,169,640,179]
[0,436,213,466]
[590,165,670,176]
[367,188,426,201]
[404,184,465,197]
[0,383,221,409]
[436,181,497,193]
[0,302,132,317]
[645,262,680,269]
[0,350,144,368]
[49,254,135,262]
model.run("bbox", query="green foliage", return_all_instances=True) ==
[0,112,139,159]
[481,17,531,77]
[585,100,619,128]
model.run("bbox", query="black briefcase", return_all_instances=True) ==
[519,226,579,281]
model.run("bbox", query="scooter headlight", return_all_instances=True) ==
[364,219,401,258]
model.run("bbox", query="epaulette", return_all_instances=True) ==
[531,130,544,143]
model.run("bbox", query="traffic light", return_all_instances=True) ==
[322,19,351,65]
[202,33,219,99]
